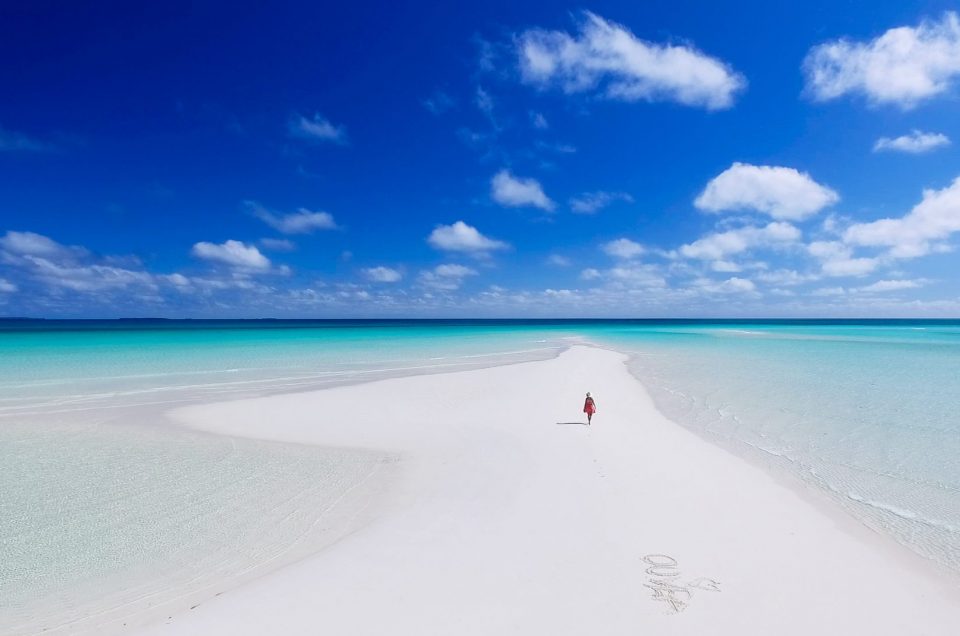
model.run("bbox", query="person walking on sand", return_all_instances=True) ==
[583,392,597,425]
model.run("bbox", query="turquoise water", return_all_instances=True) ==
[0,321,573,417]
[583,322,960,571]
[2,319,960,631]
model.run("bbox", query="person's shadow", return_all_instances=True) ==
[555,421,588,426]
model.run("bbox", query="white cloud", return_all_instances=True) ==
[259,238,296,251]
[288,113,347,143]
[534,140,577,154]
[807,241,880,277]
[811,286,846,297]
[191,240,271,270]
[517,12,745,110]
[858,279,924,293]
[0,230,85,259]
[546,254,571,267]
[803,12,960,107]
[427,221,509,254]
[0,278,17,292]
[164,273,191,287]
[491,170,554,210]
[874,130,951,153]
[570,191,634,214]
[580,268,602,281]
[22,256,155,292]
[694,276,757,294]
[680,222,801,260]
[695,163,839,221]
[602,238,645,259]
[246,201,337,234]
[0,231,167,296]
[363,266,403,283]
[711,260,741,272]
[419,264,478,290]
[843,176,960,258]
[755,269,813,286]
[531,111,549,129]
[607,265,667,287]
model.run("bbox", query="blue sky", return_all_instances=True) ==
[2,0,960,318]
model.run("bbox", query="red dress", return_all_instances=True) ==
[583,397,596,415]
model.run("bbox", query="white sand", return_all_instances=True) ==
[138,345,960,635]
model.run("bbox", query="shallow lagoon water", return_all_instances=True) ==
[587,323,960,571]
[2,319,959,632]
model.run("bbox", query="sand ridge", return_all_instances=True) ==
[139,345,960,635]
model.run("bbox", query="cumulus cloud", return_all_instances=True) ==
[0,278,17,292]
[680,222,801,260]
[755,269,813,286]
[288,113,347,143]
[0,231,171,296]
[807,241,879,277]
[0,230,86,259]
[427,221,509,254]
[191,240,271,270]
[843,176,960,258]
[804,12,960,108]
[570,191,634,214]
[491,170,554,210]
[363,266,403,283]
[546,254,571,267]
[580,268,602,281]
[419,264,478,290]
[602,238,645,259]
[246,201,337,234]
[695,163,839,221]
[874,130,951,153]
[517,12,746,109]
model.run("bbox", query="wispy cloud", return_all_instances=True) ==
[570,191,633,214]
[246,201,338,234]
[0,126,53,152]
[422,90,455,114]
[874,130,950,153]
[680,222,801,260]
[259,238,297,252]
[288,112,347,144]
[419,264,478,290]
[517,11,746,110]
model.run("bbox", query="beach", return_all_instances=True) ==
[123,345,960,635]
